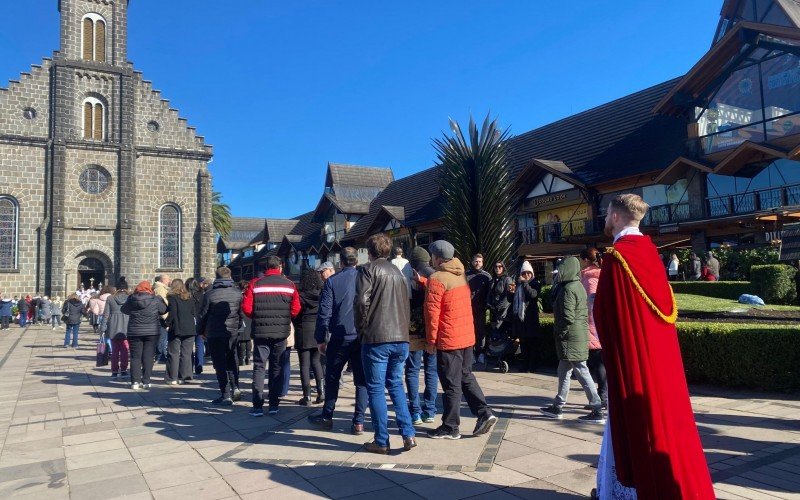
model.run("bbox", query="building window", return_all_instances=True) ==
[79,166,110,195]
[82,97,105,140]
[0,197,18,270]
[22,107,37,120]
[82,13,106,62]
[159,204,181,269]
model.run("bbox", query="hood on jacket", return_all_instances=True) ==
[127,293,158,311]
[557,257,581,282]
[68,297,82,305]
[212,278,235,289]
[113,292,129,305]
[1,298,12,303]
[436,257,465,277]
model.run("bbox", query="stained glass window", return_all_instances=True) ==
[0,197,18,270]
[79,166,110,194]
[160,204,181,269]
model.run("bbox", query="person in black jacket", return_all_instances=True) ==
[355,233,415,454]
[17,296,29,327]
[165,279,197,384]
[198,267,244,405]
[241,257,300,416]
[186,277,207,374]
[487,262,513,345]
[62,294,85,347]
[237,281,253,366]
[122,281,168,389]
[293,269,324,406]
[510,261,541,373]
[466,254,492,364]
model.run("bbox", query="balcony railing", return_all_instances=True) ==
[519,219,587,245]
[707,183,800,217]
[643,203,691,225]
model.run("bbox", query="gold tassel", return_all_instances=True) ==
[606,247,678,325]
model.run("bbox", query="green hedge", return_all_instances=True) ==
[539,285,553,313]
[670,281,751,300]
[751,265,797,305]
[536,319,800,392]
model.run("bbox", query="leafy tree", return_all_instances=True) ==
[433,115,516,268]
[212,190,232,238]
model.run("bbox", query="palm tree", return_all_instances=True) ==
[212,190,232,238]
[433,114,516,268]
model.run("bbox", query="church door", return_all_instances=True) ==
[77,257,105,291]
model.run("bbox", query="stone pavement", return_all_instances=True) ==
[0,324,799,499]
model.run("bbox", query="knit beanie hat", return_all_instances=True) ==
[520,261,533,275]
[410,246,431,267]
[429,240,455,260]
[134,281,153,294]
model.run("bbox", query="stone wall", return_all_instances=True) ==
[58,0,127,67]
[0,61,52,138]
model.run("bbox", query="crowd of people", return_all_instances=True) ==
[666,250,721,281]
[0,193,716,498]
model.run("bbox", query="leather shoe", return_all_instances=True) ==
[363,441,389,455]
[403,437,417,451]
[351,423,364,435]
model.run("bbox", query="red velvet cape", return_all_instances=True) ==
[594,235,714,499]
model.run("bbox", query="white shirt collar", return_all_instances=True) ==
[613,226,643,243]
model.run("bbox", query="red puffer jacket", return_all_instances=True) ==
[424,258,475,351]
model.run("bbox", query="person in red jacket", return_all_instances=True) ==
[423,240,497,440]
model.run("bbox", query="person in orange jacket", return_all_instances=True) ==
[422,240,497,440]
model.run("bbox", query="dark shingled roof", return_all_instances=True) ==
[344,166,442,243]
[219,217,266,250]
[327,163,394,189]
[265,219,300,243]
[505,78,687,186]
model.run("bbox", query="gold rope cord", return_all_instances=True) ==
[606,247,678,325]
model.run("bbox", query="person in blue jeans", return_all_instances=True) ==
[62,294,84,347]
[405,350,438,423]
[308,247,368,435]
[355,233,415,454]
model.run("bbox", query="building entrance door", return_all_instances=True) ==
[77,257,105,291]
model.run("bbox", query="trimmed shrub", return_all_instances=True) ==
[678,322,800,392]
[536,319,800,391]
[670,281,751,300]
[750,265,797,304]
[539,285,553,313]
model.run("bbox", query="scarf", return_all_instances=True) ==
[513,283,526,322]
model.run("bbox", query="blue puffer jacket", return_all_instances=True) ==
[0,299,13,316]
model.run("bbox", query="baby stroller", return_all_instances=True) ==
[484,332,519,373]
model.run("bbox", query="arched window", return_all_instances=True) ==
[0,197,18,270]
[82,97,105,141]
[159,204,181,269]
[82,13,106,62]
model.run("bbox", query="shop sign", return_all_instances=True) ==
[525,189,582,210]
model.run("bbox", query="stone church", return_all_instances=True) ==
[0,0,216,297]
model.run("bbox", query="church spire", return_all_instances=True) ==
[58,0,129,66]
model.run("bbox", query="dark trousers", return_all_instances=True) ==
[167,334,195,381]
[298,347,324,396]
[519,336,539,372]
[237,340,252,365]
[252,338,287,409]
[129,336,157,384]
[208,337,240,398]
[279,347,292,397]
[194,336,206,372]
[587,349,608,405]
[1,316,9,329]
[322,337,368,425]
[474,310,487,356]
[437,347,491,432]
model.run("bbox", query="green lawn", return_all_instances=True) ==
[675,293,800,314]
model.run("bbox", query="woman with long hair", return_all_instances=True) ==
[293,268,324,406]
[165,279,197,384]
[123,281,167,389]
[185,277,207,375]
[579,247,607,409]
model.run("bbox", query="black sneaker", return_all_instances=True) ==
[249,408,264,417]
[298,396,311,406]
[473,414,498,436]
[427,426,461,440]
[212,396,233,406]
[539,405,563,419]
[308,414,333,430]
[577,410,606,425]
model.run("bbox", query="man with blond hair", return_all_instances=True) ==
[592,194,713,499]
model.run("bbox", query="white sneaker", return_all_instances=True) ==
[131,382,141,390]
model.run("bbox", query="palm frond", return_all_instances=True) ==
[212,190,233,238]
[434,114,516,268]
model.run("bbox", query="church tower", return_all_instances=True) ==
[0,1,214,297]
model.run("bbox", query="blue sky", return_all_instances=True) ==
[0,1,721,218]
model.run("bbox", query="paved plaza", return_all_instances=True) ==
[0,325,798,499]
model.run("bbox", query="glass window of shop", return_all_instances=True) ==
[695,48,800,154]
[707,159,800,215]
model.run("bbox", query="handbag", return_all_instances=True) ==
[95,340,110,367]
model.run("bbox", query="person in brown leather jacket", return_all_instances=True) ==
[355,233,415,455]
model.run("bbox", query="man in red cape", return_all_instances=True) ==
[594,194,714,499]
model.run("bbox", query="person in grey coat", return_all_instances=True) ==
[102,280,131,377]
